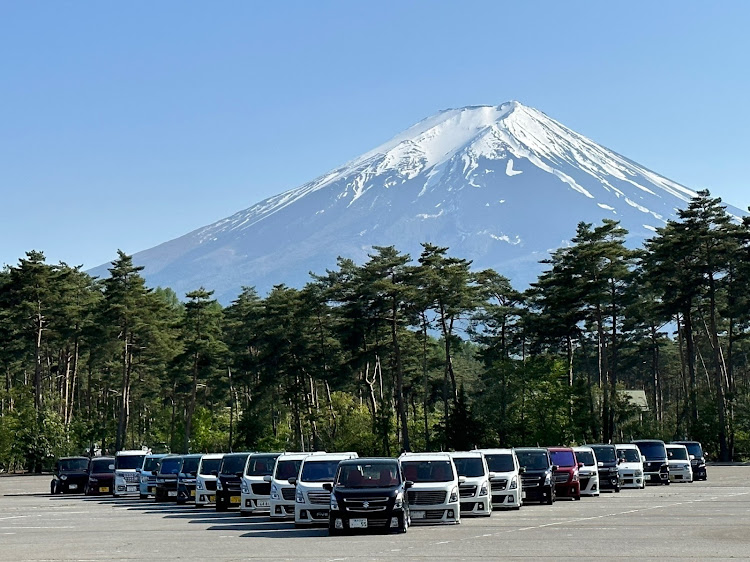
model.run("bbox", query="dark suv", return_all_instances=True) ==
[633,439,669,485]
[51,457,90,494]
[176,454,202,504]
[671,441,707,481]
[85,456,115,495]
[155,455,184,501]
[590,444,621,492]
[514,448,555,505]
[325,458,410,535]
[216,452,252,512]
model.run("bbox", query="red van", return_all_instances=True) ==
[547,447,581,500]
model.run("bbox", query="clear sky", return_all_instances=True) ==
[1,0,748,270]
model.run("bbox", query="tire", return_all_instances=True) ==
[615,486,620,493]
[546,488,554,505]
[328,521,341,536]
[216,497,228,512]
[574,494,581,501]
[664,480,670,486]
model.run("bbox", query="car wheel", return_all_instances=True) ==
[546,490,554,505]
[615,486,620,493]
[328,521,341,536]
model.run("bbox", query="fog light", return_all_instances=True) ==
[478,504,483,510]
[335,518,343,529]
[390,517,398,528]
[300,510,308,519]
[200,495,205,502]
[447,510,454,519]
[276,506,283,515]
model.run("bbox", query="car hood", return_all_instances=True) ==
[333,486,401,498]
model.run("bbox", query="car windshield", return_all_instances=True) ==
[617,448,641,463]
[591,446,617,463]
[301,460,341,482]
[182,457,200,474]
[199,458,222,475]
[634,442,666,460]
[160,458,183,475]
[452,457,485,478]
[575,450,595,466]
[246,455,278,476]
[90,459,114,473]
[667,447,688,460]
[401,460,454,483]
[516,451,549,471]
[336,462,399,488]
[220,455,248,475]
[143,457,162,472]
[116,455,146,470]
[679,443,703,458]
[550,451,576,467]
[275,459,303,480]
[484,454,515,473]
[59,458,89,471]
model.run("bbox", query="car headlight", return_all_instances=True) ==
[449,486,458,503]
[330,494,339,510]
[479,481,488,496]
[216,479,223,491]
[241,480,249,494]
[394,493,403,509]
[572,473,579,481]
[270,483,279,500]
[60,475,68,481]
[544,473,551,485]
[197,480,204,490]
[635,470,643,477]
[509,476,518,490]
[296,489,304,503]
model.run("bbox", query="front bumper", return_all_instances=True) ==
[692,464,707,480]
[295,503,331,525]
[329,508,406,533]
[459,495,491,516]
[241,493,271,514]
[554,480,580,498]
[522,483,554,504]
[406,503,460,525]
[669,467,693,482]
[140,479,157,497]
[579,473,599,496]
[216,489,242,509]
[598,470,621,490]
[177,482,196,503]
[114,474,140,496]
[619,471,644,488]
[270,498,296,519]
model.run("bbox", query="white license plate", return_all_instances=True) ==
[411,510,425,519]
[349,518,368,528]
[127,486,137,492]
[168,491,177,497]
[69,484,78,490]
[257,499,270,507]
[522,491,526,499]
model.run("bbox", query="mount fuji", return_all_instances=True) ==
[102,101,742,303]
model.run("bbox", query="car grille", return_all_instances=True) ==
[251,482,271,495]
[579,477,590,488]
[204,481,216,491]
[424,509,446,520]
[554,473,569,483]
[307,491,330,505]
[281,487,296,501]
[122,473,139,483]
[491,479,507,492]
[459,485,477,498]
[408,491,447,505]
[521,477,540,488]
[460,502,476,511]
[492,494,507,503]
[344,497,388,512]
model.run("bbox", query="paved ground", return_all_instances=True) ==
[1,466,749,561]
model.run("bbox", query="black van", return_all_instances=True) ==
[51,456,90,494]
[590,444,621,492]
[155,455,184,501]
[633,439,670,485]
[514,448,555,505]
[671,441,707,481]
[216,452,252,512]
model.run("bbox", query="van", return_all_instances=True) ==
[114,449,150,497]
[476,448,522,509]
[671,441,707,480]
[195,453,224,506]
[294,452,358,526]
[240,452,282,515]
[665,444,693,483]
[632,439,669,485]
[572,446,599,496]
[615,444,645,489]
[515,448,555,505]
[269,452,322,520]
[449,451,492,516]
[399,452,461,524]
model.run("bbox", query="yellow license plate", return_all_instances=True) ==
[208,495,216,503]
[100,487,110,493]
[190,490,195,497]
[230,496,241,504]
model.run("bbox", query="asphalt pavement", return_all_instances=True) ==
[1,466,749,561]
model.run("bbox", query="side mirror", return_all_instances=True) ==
[263,475,272,482]
[577,462,584,468]
[288,477,297,486]
[235,472,243,478]
[404,480,414,489]
[518,467,526,474]
[617,458,623,464]
[597,461,604,467]
[458,476,466,485]
[322,483,333,492]
[689,454,695,460]
[551,465,559,472]
[152,470,158,476]
[488,472,497,479]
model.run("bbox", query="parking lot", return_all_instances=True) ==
[1,465,749,561]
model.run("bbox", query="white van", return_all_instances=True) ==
[138,453,167,499]
[113,449,150,497]
[240,452,281,516]
[269,452,325,520]
[573,446,600,496]
[616,444,645,489]
[195,453,224,506]
[294,452,358,526]
[399,452,461,524]
[477,448,522,509]
[450,451,492,517]
[665,444,693,483]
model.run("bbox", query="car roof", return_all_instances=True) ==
[632,439,665,443]
[399,452,453,462]
[302,452,357,462]
[276,451,316,460]
[116,449,149,455]
[60,456,89,461]
[514,447,548,452]
[615,443,639,449]
[665,443,687,449]
[572,446,594,451]
[547,446,574,452]
[339,457,398,465]
[199,453,225,459]
[476,448,514,455]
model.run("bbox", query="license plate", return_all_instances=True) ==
[208,495,216,503]
[69,484,78,490]
[257,499,270,507]
[190,490,195,497]
[148,486,154,493]
[230,496,241,504]
[411,510,425,519]
[100,487,110,493]
[127,486,137,492]
[168,491,177,497]
[522,491,526,499]
[350,518,368,528]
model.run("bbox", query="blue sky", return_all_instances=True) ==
[1,0,748,269]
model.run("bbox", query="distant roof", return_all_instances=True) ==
[618,390,649,411]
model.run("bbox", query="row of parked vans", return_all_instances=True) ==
[49,439,706,535]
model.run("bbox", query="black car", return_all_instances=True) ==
[671,441,707,480]
[216,452,252,512]
[590,444,621,492]
[514,448,555,505]
[633,439,670,485]
[155,455,184,501]
[176,454,202,504]
[51,457,90,494]
[325,458,410,535]
[85,456,115,496]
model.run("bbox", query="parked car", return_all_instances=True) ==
[240,452,281,515]
[215,452,252,511]
[399,452,461,524]
[195,453,224,507]
[616,444,645,489]
[665,444,693,483]
[633,439,670,485]
[548,447,581,500]
[450,451,492,516]
[590,444,621,492]
[176,454,202,503]
[85,456,115,495]
[139,453,167,499]
[270,452,320,520]
[325,457,409,535]
[671,441,707,480]
[515,447,555,505]
[294,452,358,526]
[51,456,90,494]
[572,446,599,496]
[114,449,150,497]
[477,448,522,509]
[155,455,184,501]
